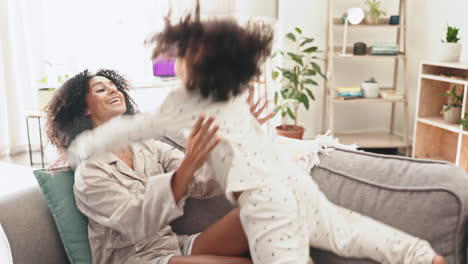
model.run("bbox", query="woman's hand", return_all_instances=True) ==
[247,85,276,125]
[172,115,221,202]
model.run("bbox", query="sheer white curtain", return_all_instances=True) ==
[0,0,42,156]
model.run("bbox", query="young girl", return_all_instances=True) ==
[69,3,445,264]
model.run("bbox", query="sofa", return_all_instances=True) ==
[1,148,467,264]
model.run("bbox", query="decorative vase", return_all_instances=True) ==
[437,42,462,62]
[364,13,380,24]
[38,88,55,111]
[353,42,367,55]
[275,125,305,140]
[389,15,399,25]
[360,82,380,98]
[442,105,462,124]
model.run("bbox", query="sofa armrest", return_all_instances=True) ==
[0,186,69,264]
[0,161,69,264]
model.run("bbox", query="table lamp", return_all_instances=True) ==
[341,7,365,56]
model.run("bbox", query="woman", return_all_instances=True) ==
[45,69,259,264]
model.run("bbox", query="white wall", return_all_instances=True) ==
[278,0,468,140]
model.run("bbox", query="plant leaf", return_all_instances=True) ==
[299,93,309,109]
[272,71,279,80]
[275,66,291,74]
[38,76,48,85]
[300,38,314,47]
[306,88,315,100]
[286,33,296,42]
[273,105,282,113]
[295,27,302,34]
[274,91,279,104]
[304,69,316,76]
[283,98,301,104]
[286,107,296,120]
[303,79,318,85]
[287,52,303,66]
[311,62,326,79]
[303,46,318,53]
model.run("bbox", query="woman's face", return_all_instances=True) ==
[86,76,127,127]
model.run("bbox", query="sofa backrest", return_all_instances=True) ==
[310,148,468,264]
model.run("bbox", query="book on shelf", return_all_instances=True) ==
[336,86,361,93]
[335,95,363,100]
[336,91,363,97]
[370,43,399,55]
[335,86,363,99]
[380,89,403,99]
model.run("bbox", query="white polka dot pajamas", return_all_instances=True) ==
[238,166,435,264]
[70,85,437,264]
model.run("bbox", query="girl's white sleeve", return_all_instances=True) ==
[68,111,183,168]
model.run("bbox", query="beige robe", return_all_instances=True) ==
[74,139,221,264]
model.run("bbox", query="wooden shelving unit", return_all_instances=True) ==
[323,0,410,155]
[413,61,468,171]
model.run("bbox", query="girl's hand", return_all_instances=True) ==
[172,115,221,201]
[247,85,276,125]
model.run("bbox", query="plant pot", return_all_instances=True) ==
[442,105,462,124]
[275,125,305,140]
[360,82,380,98]
[437,42,462,62]
[364,12,380,24]
[38,88,56,111]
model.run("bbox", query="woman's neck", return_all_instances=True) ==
[113,146,134,170]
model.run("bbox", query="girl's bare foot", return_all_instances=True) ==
[432,255,446,264]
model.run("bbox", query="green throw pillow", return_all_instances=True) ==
[34,169,92,264]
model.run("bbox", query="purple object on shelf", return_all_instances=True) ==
[153,59,175,77]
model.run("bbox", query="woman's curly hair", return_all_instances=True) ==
[147,1,274,101]
[45,69,139,149]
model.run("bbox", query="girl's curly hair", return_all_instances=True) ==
[45,69,139,149]
[147,0,274,101]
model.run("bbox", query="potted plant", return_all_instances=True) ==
[440,85,463,124]
[364,0,386,25]
[37,61,69,111]
[438,25,462,62]
[271,27,326,139]
[361,77,380,98]
[460,113,468,130]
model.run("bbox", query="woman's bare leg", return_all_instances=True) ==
[168,255,251,264]
[191,208,249,257]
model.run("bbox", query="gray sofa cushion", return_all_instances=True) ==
[310,148,468,264]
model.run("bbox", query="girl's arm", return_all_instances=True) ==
[68,111,177,167]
